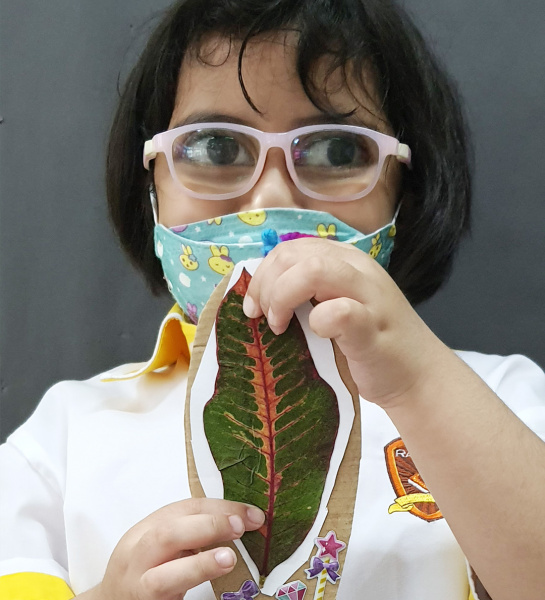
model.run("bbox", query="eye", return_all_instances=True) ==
[292,132,374,169]
[172,129,256,167]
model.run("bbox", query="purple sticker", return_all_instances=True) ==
[305,556,341,585]
[221,579,260,600]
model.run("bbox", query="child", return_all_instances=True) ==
[2,1,545,599]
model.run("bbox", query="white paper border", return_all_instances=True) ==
[189,258,354,596]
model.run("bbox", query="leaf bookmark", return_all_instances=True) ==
[204,268,340,578]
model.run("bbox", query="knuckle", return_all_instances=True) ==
[330,297,356,326]
[146,522,174,551]
[269,246,291,269]
[182,497,205,515]
[208,512,223,533]
[211,512,235,541]
[134,530,154,558]
[140,569,168,597]
[305,255,327,282]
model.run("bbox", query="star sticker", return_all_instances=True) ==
[194,226,201,232]
[315,531,346,560]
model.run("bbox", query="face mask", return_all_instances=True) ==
[152,194,397,324]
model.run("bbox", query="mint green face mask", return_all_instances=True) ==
[153,196,397,324]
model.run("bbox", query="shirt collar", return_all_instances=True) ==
[102,304,196,382]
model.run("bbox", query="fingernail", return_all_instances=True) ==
[267,308,282,334]
[228,514,244,536]
[243,294,260,318]
[246,506,265,525]
[215,548,236,569]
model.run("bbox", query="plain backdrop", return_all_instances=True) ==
[1,0,545,442]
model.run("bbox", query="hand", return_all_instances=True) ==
[78,498,265,600]
[242,238,444,407]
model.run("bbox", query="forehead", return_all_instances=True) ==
[169,33,388,131]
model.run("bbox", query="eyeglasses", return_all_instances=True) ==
[143,122,411,202]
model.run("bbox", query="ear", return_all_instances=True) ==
[210,245,220,256]
[219,246,229,256]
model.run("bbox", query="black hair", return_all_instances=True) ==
[106,0,472,305]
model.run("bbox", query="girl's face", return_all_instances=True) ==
[154,35,402,233]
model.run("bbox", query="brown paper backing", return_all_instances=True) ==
[185,273,361,598]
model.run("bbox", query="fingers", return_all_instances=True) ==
[140,547,237,600]
[132,499,264,571]
[244,239,379,335]
[133,512,240,571]
[309,297,377,362]
[238,238,434,414]
[102,499,265,600]
[153,497,264,526]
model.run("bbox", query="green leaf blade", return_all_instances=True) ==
[203,269,339,576]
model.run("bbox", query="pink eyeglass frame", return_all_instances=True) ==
[143,122,411,202]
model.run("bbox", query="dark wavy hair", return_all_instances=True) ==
[106,0,472,305]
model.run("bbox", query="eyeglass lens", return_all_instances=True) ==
[170,127,380,196]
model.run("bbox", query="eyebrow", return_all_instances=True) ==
[171,113,253,128]
[295,113,373,127]
[171,111,378,130]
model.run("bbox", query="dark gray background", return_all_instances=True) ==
[1,1,544,443]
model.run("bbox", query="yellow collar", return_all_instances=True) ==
[102,305,196,382]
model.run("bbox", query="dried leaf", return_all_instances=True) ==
[204,269,339,576]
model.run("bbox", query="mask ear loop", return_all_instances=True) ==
[149,184,159,225]
[392,201,402,224]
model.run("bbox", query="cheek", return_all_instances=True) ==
[326,202,391,234]
[314,187,397,234]
[311,159,401,234]
[154,157,243,227]
[344,165,400,233]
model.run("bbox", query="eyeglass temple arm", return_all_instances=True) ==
[396,143,411,165]
[143,140,157,170]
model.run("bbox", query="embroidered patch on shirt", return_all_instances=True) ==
[384,438,443,522]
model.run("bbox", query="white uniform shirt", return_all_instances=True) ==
[2,309,545,599]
